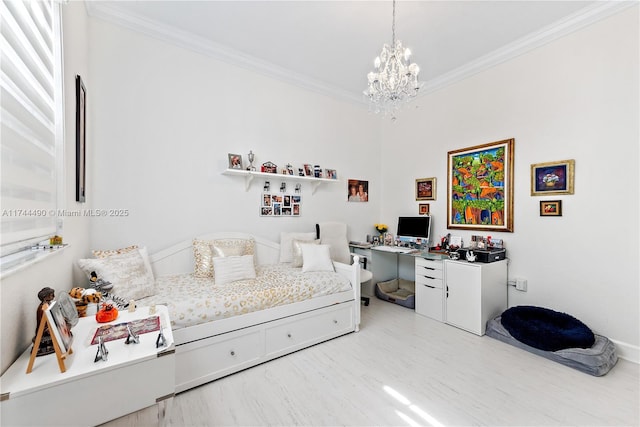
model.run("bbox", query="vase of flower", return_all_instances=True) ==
[374,223,388,245]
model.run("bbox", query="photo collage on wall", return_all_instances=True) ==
[260,193,301,216]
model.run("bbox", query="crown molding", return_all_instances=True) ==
[85,1,636,106]
[420,1,637,97]
[84,1,364,106]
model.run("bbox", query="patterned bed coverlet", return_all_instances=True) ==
[137,264,351,330]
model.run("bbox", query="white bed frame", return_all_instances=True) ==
[149,232,361,393]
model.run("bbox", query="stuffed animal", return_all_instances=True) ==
[69,287,102,317]
[89,271,113,292]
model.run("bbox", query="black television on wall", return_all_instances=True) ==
[397,216,431,246]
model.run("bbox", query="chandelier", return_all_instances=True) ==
[364,0,424,118]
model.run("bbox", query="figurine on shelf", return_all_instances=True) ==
[33,287,56,356]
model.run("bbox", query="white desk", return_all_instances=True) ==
[1,305,175,426]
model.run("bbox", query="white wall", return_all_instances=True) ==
[0,2,92,374]
[87,19,381,254]
[380,7,639,359]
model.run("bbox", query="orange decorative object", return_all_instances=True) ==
[96,303,118,323]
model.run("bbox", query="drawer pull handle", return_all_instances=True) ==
[287,333,292,338]
[423,284,435,289]
[422,275,436,280]
[422,266,435,271]
[230,350,235,356]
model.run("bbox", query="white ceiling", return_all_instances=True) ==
[86,1,631,104]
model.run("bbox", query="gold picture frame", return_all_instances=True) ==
[447,138,514,232]
[416,177,436,201]
[531,159,575,196]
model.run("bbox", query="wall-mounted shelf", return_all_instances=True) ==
[223,169,339,194]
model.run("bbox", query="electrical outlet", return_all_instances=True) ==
[515,278,527,292]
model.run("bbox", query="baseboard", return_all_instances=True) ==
[611,339,639,364]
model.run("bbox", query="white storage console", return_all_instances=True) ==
[0,306,175,427]
[413,255,507,336]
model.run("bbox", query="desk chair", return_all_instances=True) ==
[316,222,372,306]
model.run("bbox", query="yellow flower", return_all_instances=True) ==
[374,223,388,233]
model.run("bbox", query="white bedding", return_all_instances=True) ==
[137,263,351,330]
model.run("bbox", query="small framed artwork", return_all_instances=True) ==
[540,200,562,216]
[418,203,430,215]
[531,159,575,196]
[228,153,243,169]
[75,75,86,203]
[45,301,74,354]
[416,177,436,201]
[303,164,313,176]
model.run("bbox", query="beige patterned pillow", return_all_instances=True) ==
[92,245,155,281]
[92,245,138,258]
[193,238,255,279]
[193,239,214,278]
[78,250,156,300]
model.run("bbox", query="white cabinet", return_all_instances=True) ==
[414,257,445,321]
[444,260,507,336]
[1,306,175,426]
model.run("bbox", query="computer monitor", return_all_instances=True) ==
[397,216,431,247]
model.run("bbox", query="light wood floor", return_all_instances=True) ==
[103,298,639,426]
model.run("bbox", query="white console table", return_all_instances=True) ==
[1,305,175,426]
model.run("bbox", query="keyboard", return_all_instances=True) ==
[373,246,413,254]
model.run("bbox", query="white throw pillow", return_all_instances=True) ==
[279,232,316,263]
[193,238,255,278]
[291,239,320,267]
[301,244,335,273]
[213,255,257,285]
[78,250,156,300]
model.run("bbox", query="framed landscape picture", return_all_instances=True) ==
[531,159,575,196]
[447,138,514,232]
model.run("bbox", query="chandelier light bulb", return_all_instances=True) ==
[404,48,411,61]
[374,56,381,69]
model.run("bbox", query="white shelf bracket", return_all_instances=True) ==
[244,173,254,191]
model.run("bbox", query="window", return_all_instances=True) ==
[1,1,63,260]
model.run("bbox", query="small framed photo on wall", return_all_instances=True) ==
[540,200,562,216]
[416,177,436,201]
[418,203,430,215]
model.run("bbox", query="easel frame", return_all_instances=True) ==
[27,302,73,374]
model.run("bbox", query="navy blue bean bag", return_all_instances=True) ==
[500,305,595,352]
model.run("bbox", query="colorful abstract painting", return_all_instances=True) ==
[447,139,514,232]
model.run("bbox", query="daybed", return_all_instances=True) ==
[128,232,361,393]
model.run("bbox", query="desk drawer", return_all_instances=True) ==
[415,273,443,289]
[415,266,443,282]
[415,281,444,321]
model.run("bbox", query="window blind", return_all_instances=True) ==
[1,0,62,256]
